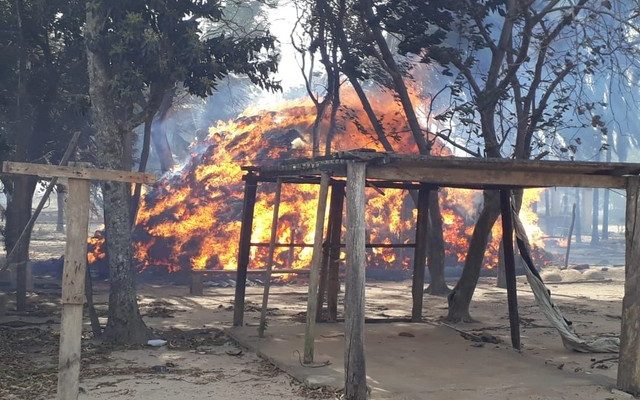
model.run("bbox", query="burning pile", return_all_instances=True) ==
[89,92,548,273]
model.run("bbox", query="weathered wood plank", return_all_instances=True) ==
[259,179,283,338]
[344,162,367,400]
[303,172,330,364]
[618,176,640,395]
[3,161,156,184]
[367,165,626,189]
[500,190,521,350]
[57,178,91,400]
[411,185,429,322]
[233,176,258,327]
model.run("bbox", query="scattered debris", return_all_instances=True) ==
[147,339,167,347]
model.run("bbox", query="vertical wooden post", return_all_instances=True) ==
[190,272,203,296]
[57,178,91,400]
[411,184,430,322]
[618,176,640,395]
[317,182,341,321]
[499,189,521,350]
[344,162,367,400]
[303,172,330,364]
[258,179,283,338]
[233,174,258,327]
[327,182,345,322]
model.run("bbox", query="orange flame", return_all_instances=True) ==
[87,89,546,273]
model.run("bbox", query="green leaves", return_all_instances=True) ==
[90,0,280,103]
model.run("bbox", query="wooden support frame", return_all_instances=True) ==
[1,161,155,400]
[258,179,283,338]
[618,176,640,394]
[303,172,330,364]
[411,184,430,322]
[344,162,368,399]
[233,175,259,327]
[240,151,640,396]
[499,190,521,350]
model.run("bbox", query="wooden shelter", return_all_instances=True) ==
[233,150,640,399]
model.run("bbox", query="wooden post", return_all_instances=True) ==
[1,162,155,400]
[303,172,330,364]
[344,162,367,400]
[411,184,429,322]
[499,189,521,350]
[618,176,640,395]
[258,179,283,338]
[327,182,345,322]
[233,174,258,327]
[57,178,91,400]
[190,272,204,296]
[317,182,342,321]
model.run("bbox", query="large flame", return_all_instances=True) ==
[88,89,547,273]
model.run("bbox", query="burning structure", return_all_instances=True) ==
[88,95,547,275]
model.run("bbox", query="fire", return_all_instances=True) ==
[87,88,547,274]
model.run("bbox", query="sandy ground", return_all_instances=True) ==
[0,212,633,399]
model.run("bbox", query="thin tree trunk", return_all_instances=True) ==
[602,188,610,240]
[151,87,175,173]
[86,6,149,344]
[360,0,429,154]
[425,191,448,295]
[130,118,152,225]
[447,191,500,322]
[565,204,576,269]
[591,188,600,245]
[575,189,582,243]
[4,176,37,311]
[85,267,102,337]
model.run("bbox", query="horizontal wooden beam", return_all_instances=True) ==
[3,162,156,184]
[366,164,627,189]
[249,242,416,248]
[192,269,309,275]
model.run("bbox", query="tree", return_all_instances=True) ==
[303,0,451,294]
[84,0,279,343]
[382,0,640,320]
[0,0,87,311]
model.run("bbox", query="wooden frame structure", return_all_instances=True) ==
[234,151,640,399]
[2,161,155,400]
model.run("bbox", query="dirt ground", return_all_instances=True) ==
[0,212,633,399]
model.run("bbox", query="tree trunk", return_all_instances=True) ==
[602,188,610,240]
[496,242,507,288]
[56,184,65,233]
[86,7,149,344]
[447,191,500,322]
[4,175,37,311]
[602,133,612,240]
[151,87,175,173]
[575,188,582,243]
[425,191,449,295]
[591,188,600,245]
